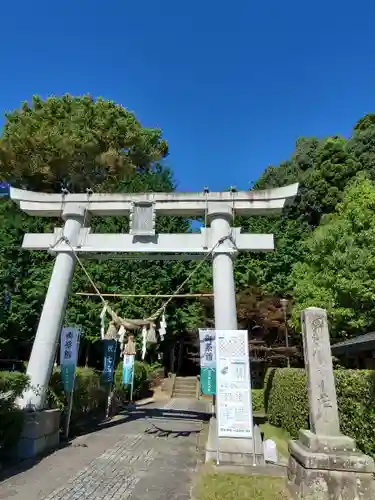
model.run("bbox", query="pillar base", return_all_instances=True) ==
[16,409,61,460]
[288,432,375,499]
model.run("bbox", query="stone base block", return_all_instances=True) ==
[299,430,357,454]
[288,453,375,499]
[289,440,374,473]
[205,417,264,466]
[16,409,61,460]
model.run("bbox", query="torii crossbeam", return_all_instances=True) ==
[11,184,298,409]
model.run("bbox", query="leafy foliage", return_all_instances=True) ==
[0,95,168,193]
[290,177,375,338]
[251,388,264,413]
[0,372,29,450]
[264,368,375,457]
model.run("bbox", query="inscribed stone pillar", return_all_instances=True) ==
[287,307,375,500]
[301,307,340,436]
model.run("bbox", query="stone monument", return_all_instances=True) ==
[288,307,375,499]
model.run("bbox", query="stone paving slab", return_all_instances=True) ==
[0,398,209,500]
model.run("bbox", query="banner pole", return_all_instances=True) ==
[130,356,135,402]
[63,328,80,439]
[65,390,74,439]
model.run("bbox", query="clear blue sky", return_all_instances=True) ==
[1,1,374,192]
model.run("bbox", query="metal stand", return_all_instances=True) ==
[63,329,80,439]
[130,358,135,402]
[64,390,74,439]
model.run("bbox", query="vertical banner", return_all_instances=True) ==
[102,339,117,384]
[122,354,135,386]
[216,330,253,438]
[60,327,80,392]
[199,329,216,395]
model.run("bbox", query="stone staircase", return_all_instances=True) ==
[172,376,198,399]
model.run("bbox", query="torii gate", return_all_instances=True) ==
[10,183,298,409]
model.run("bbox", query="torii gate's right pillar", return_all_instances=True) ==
[208,204,238,331]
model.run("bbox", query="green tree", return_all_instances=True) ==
[290,177,375,339]
[0,94,168,192]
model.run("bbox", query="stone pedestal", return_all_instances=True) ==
[16,409,61,459]
[288,430,375,499]
[205,417,264,466]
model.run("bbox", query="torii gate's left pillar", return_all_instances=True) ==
[21,205,86,410]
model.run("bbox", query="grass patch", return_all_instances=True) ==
[260,423,291,459]
[196,473,289,500]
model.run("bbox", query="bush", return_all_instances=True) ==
[264,368,375,457]
[0,372,29,450]
[251,389,264,413]
[49,367,107,422]
[114,360,155,400]
[49,361,160,427]
[264,368,308,439]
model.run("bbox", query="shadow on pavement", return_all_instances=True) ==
[0,402,211,483]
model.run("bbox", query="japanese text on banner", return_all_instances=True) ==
[60,327,80,393]
[102,339,117,384]
[199,329,216,396]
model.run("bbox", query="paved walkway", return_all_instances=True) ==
[0,398,210,500]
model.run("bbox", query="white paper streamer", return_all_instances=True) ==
[118,325,126,350]
[100,304,107,340]
[141,326,147,360]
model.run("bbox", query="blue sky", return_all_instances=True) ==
[1,1,374,192]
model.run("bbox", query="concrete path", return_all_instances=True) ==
[0,398,210,500]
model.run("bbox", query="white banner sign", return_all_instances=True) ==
[60,326,80,366]
[199,329,216,368]
[216,330,253,438]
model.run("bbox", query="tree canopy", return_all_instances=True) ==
[0,94,168,193]
[291,177,375,339]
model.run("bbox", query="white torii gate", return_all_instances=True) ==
[10,183,298,409]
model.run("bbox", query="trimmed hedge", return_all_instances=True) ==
[49,362,160,425]
[49,367,107,421]
[0,372,29,450]
[264,368,375,457]
[251,389,264,413]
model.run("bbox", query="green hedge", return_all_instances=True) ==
[264,368,375,457]
[251,389,264,413]
[49,361,159,425]
[0,372,29,450]
[49,367,107,421]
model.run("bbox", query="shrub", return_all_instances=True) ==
[264,368,375,457]
[264,368,308,438]
[114,360,153,400]
[0,372,29,450]
[49,361,160,427]
[251,389,264,413]
[49,367,107,422]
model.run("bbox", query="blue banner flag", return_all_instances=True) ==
[102,339,117,384]
[122,355,134,386]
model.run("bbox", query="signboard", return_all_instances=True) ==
[199,329,216,395]
[216,330,253,438]
[122,354,134,386]
[102,339,117,384]
[60,327,80,392]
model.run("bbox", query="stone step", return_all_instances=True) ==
[172,391,197,399]
[173,386,197,394]
[174,382,197,389]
